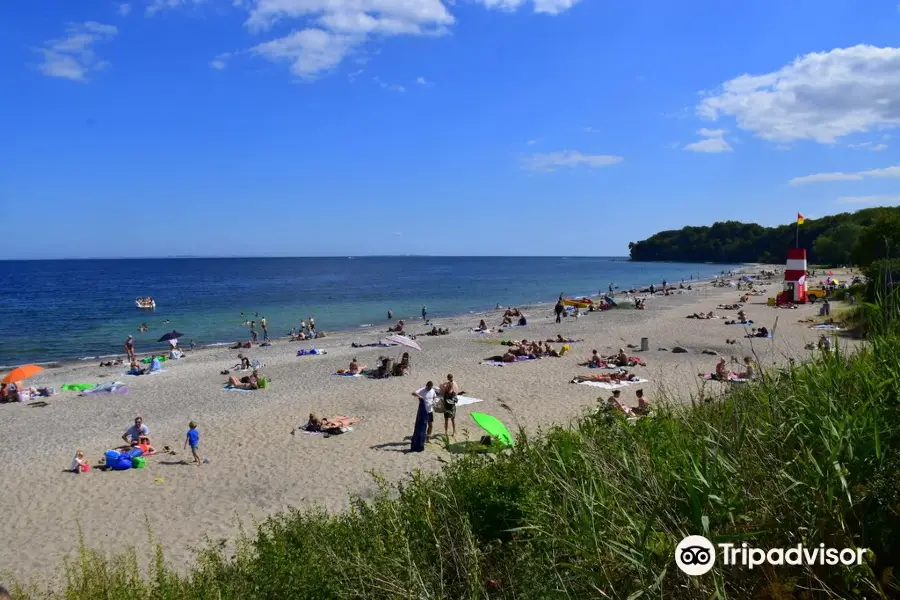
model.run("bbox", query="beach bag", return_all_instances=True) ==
[258,377,269,389]
[132,457,146,469]
[433,399,445,414]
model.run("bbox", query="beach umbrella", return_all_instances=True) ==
[2,364,43,384]
[157,330,184,343]
[383,334,422,351]
[470,412,513,447]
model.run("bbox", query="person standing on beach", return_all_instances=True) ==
[184,421,201,466]
[124,335,135,361]
[421,305,427,321]
[250,321,258,343]
[554,299,564,323]
[440,374,459,437]
[260,316,268,341]
[410,381,436,452]
[308,315,315,330]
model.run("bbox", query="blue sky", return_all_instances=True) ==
[2,0,900,259]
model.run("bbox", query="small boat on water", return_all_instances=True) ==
[136,297,156,309]
[563,297,593,309]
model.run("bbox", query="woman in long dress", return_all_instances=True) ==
[410,381,435,452]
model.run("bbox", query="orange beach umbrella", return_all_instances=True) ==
[2,364,43,384]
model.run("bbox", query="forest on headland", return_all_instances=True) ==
[628,206,900,266]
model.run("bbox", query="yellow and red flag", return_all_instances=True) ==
[797,213,805,225]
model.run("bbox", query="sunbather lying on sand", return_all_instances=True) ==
[230,341,252,349]
[227,369,261,389]
[572,371,639,384]
[336,358,366,375]
[746,326,770,338]
[424,327,450,336]
[486,350,519,363]
[687,311,717,319]
[99,359,124,367]
[548,334,583,343]
[718,304,742,310]
[297,414,361,434]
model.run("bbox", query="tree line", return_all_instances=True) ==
[628,206,900,268]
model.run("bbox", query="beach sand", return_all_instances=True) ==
[0,268,857,584]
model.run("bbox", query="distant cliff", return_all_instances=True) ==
[627,207,900,265]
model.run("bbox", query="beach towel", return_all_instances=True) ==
[62,383,96,392]
[80,382,130,395]
[575,378,648,390]
[297,349,326,356]
[811,324,843,330]
[480,356,537,367]
[126,368,167,376]
[455,396,484,407]
[223,385,255,392]
[472,329,493,334]
[333,372,365,377]
[745,334,773,339]
[698,373,750,383]
[726,321,754,326]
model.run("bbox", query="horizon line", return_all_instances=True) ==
[0,254,634,261]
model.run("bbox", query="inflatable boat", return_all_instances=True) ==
[136,298,156,309]
[563,297,593,309]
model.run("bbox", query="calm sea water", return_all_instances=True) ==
[0,257,738,366]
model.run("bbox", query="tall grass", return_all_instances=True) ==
[9,319,900,598]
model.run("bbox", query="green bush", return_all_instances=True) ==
[9,328,900,599]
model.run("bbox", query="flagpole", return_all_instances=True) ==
[796,220,799,248]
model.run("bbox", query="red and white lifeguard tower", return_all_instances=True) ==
[777,248,808,305]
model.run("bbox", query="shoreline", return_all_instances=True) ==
[5,267,748,370]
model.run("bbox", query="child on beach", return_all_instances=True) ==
[71,450,90,473]
[184,422,201,466]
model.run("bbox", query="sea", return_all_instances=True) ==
[0,257,740,367]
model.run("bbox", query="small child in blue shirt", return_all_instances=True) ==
[184,421,201,466]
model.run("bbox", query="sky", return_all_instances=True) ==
[2,0,900,259]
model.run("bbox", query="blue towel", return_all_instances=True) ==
[223,385,254,392]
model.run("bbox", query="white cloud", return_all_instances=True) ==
[118,3,133,15]
[415,76,429,85]
[836,195,900,205]
[209,52,232,69]
[789,165,900,186]
[251,28,354,78]
[36,22,118,82]
[146,0,205,16]
[526,139,538,145]
[847,141,888,151]
[683,128,732,153]
[374,76,405,92]
[522,151,623,172]
[698,45,900,144]
[230,0,577,79]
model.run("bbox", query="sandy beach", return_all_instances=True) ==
[0,267,855,585]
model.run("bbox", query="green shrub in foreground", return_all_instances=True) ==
[8,331,900,599]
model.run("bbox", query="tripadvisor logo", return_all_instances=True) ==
[675,536,868,576]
